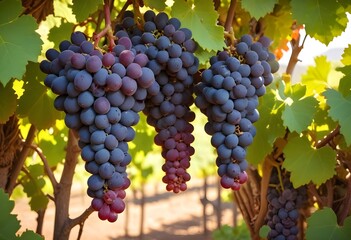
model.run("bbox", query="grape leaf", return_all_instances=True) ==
[341,44,351,65]
[261,0,293,50]
[171,0,225,52]
[283,135,336,188]
[241,0,278,19]
[281,84,318,133]
[0,0,43,85]
[337,65,351,97]
[291,0,348,45]
[247,89,285,165]
[39,134,67,167]
[301,56,332,96]
[306,208,351,240]
[129,114,155,158]
[17,230,44,240]
[72,0,102,22]
[259,225,270,238]
[48,21,74,48]
[323,88,351,146]
[21,164,49,211]
[195,45,216,67]
[0,188,20,240]
[144,0,166,11]
[0,82,17,124]
[17,62,62,130]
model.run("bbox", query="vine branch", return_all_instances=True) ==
[285,31,307,76]
[93,0,116,51]
[315,125,340,149]
[63,206,95,236]
[224,0,237,33]
[28,143,58,190]
[6,124,37,196]
[253,155,273,233]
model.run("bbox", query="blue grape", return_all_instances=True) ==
[87,174,104,191]
[74,70,93,91]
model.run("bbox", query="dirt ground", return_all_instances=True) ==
[13,177,240,240]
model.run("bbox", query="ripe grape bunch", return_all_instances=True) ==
[265,168,308,240]
[114,10,199,193]
[195,34,279,190]
[40,31,157,222]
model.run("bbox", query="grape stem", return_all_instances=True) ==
[93,0,116,51]
[224,0,237,33]
[114,0,133,26]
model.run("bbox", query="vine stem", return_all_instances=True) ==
[53,129,81,240]
[93,0,116,51]
[315,125,340,149]
[338,160,351,225]
[6,124,37,195]
[224,0,237,33]
[285,31,307,76]
[253,155,274,233]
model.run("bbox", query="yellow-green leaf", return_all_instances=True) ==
[171,0,225,52]
[241,0,278,19]
[283,136,336,187]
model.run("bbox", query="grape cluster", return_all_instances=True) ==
[40,32,157,222]
[114,10,199,193]
[266,168,307,240]
[194,34,279,190]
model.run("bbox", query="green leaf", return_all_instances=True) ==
[0,0,43,85]
[194,45,216,67]
[241,0,278,19]
[337,65,351,97]
[39,138,66,167]
[21,164,49,211]
[247,89,286,165]
[282,96,318,133]
[17,230,44,240]
[323,88,351,145]
[262,0,293,49]
[28,193,49,212]
[0,188,20,240]
[282,84,318,133]
[171,0,225,52]
[306,208,351,240]
[17,62,62,130]
[341,44,351,65]
[72,0,102,22]
[283,135,336,187]
[48,21,74,48]
[301,56,332,96]
[291,0,347,45]
[144,0,166,11]
[259,225,270,238]
[129,114,155,158]
[0,82,17,124]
